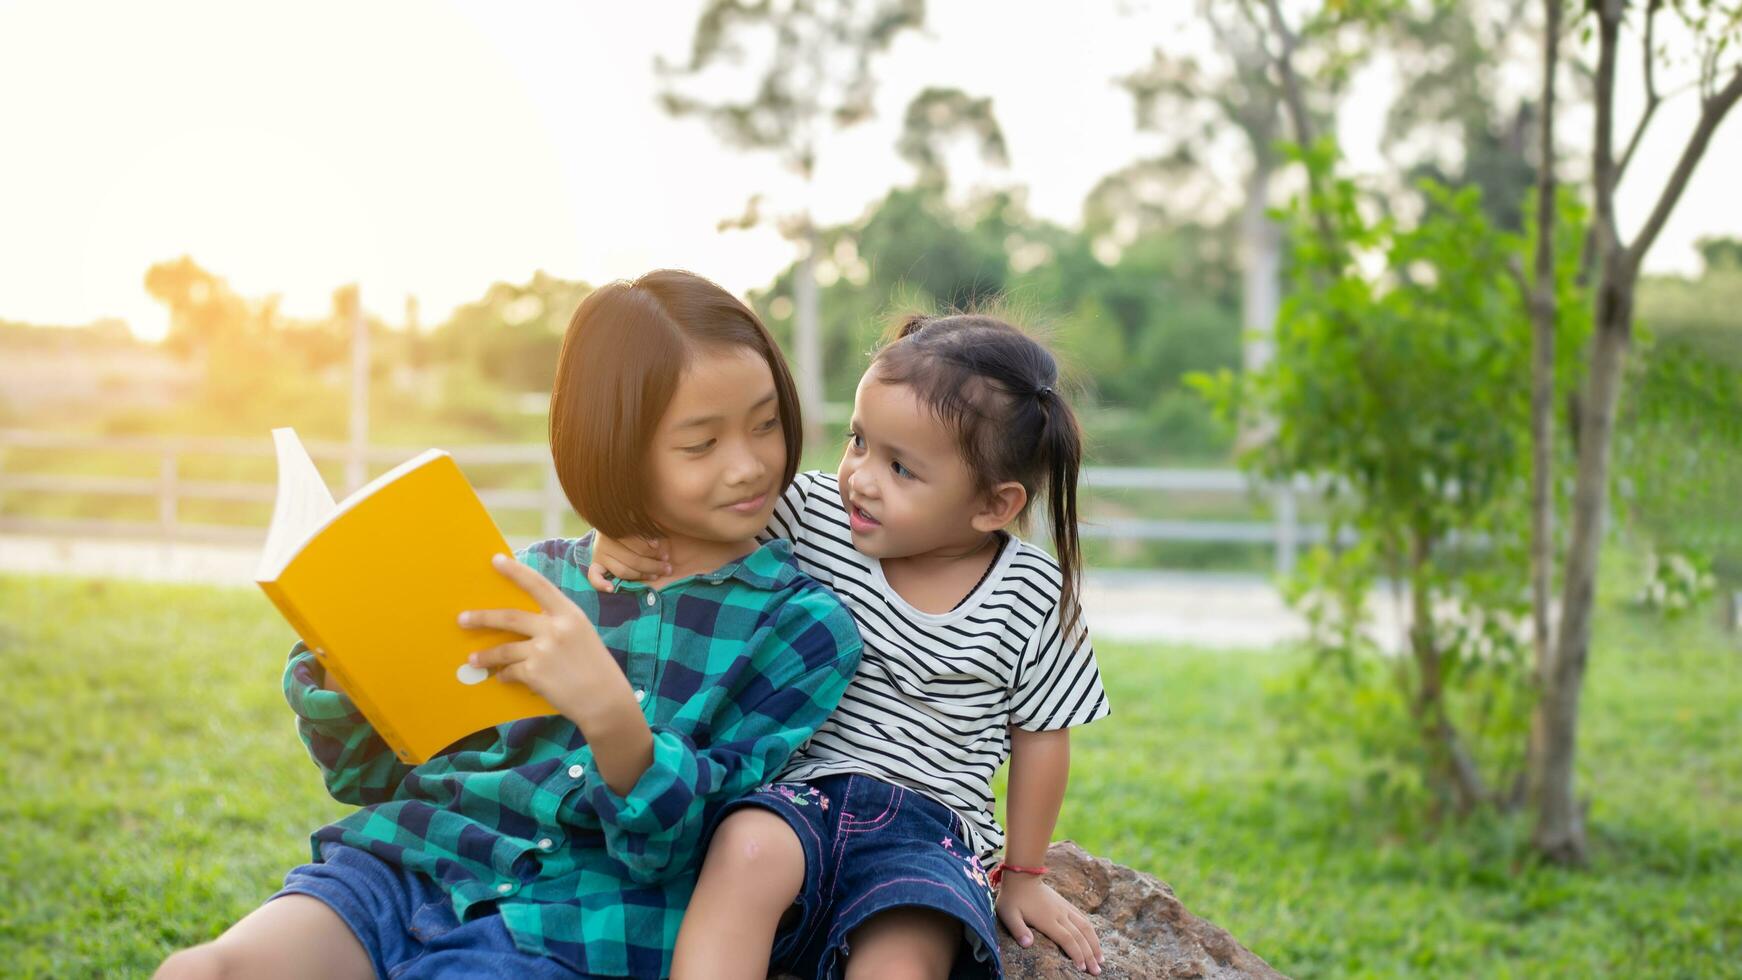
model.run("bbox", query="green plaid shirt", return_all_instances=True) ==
[282,534,862,977]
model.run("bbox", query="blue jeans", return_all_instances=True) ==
[272,842,594,979]
[714,773,1003,980]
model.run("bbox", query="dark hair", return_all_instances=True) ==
[548,269,802,540]
[871,312,1086,635]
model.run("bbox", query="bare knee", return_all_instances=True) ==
[843,948,951,980]
[153,944,229,980]
[842,908,958,980]
[702,810,804,900]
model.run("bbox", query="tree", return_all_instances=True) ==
[1531,0,1742,865]
[1254,0,1741,863]
[1381,0,1553,233]
[1111,0,1351,423]
[656,0,924,445]
[1200,156,1589,816]
[426,271,589,394]
[1522,0,1563,817]
[144,255,266,361]
[895,86,1009,192]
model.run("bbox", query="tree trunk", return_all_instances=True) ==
[1408,532,1488,815]
[1522,0,1561,813]
[1261,0,1340,273]
[1533,288,1630,864]
[1236,149,1282,449]
[793,218,823,449]
[1239,155,1281,375]
[1529,0,1740,865]
[1530,0,1630,867]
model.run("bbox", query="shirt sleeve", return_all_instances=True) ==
[575,585,863,884]
[1009,596,1111,732]
[283,642,415,805]
[761,470,818,545]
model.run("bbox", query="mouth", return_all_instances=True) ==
[724,491,769,514]
[846,500,881,532]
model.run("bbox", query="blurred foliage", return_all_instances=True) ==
[1620,238,1742,588]
[656,0,924,182]
[423,271,588,396]
[748,181,1244,464]
[1379,0,1548,233]
[1196,139,1595,817]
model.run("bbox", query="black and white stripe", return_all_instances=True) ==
[765,471,1110,859]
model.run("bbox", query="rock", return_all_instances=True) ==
[996,841,1286,979]
[774,840,1286,979]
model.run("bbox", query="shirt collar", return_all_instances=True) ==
[569,533,795,592]
[700,537,794,589]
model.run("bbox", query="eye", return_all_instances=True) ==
[847,431,865,452]
[891,459,913,479]
[755,416,780,433]
[680,439,716,455]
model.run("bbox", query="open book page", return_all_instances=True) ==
[257,429,455,582]
[256,428,338,581]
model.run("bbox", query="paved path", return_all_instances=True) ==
[0,534,1410,650]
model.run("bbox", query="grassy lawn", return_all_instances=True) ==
[1,573,1737,977]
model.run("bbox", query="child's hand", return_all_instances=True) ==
[996,874,1104,975]
[459,554,630,722]
[585,532,670,592]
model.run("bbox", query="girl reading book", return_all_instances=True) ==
[589,312,1112,979]
[156,270,863,980]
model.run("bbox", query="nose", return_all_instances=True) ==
[845,464,878,500]
[723,438,767,488]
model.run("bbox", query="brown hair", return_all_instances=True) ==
[871,312,1086,635]
[548,269,802,540]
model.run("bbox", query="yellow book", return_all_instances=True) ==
[255,428,556,764]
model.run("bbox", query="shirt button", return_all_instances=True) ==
[496,882,514,895]
[634,688,646,703]
[645,592,657,607]
[538,837,556,851]
[568,764,584,779]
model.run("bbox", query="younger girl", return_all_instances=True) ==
[590,313,1111,979]
[155,270,863,980]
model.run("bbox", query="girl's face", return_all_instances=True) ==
[837,370,1004,561]
[644,345,786,547]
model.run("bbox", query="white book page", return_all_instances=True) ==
[254,427,452,582]
[255,428,338,581]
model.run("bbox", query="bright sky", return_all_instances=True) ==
[1,0,1735,342]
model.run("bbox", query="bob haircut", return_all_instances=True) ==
[548,269,802,541]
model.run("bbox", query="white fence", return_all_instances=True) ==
[0,430,1326,575]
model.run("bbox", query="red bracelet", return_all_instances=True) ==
[988,862,1049,887]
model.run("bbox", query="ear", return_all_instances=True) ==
[970,480,1027,534]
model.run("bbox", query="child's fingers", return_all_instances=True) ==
[999,906,1033,947]
[467,640,533,671]
[457,608,540,636]
[1077,912,1104,965]
[619,545,668,578]
[600,552,660,583]
[593,535,669,579]
[488,553,565,612]
[630,536,669,563]
[586,562,617,593]
[1040,918,1083,969]
[1072,919,1101,974]
[495,660,531,689]
[1057,918,1094,973]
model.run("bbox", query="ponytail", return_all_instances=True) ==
[1036,386,1086,638]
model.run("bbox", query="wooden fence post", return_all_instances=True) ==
[159,449,178,539]
[1274,481,1298,579]
[543,462,563,539]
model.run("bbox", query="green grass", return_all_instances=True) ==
[1,574,1737,978]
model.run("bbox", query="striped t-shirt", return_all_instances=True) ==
[763,470,1111,859]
